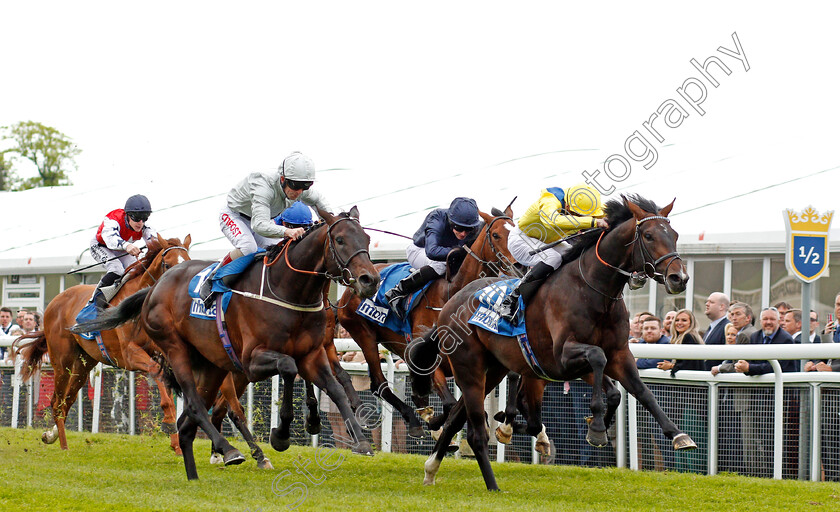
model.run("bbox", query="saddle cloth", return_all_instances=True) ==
[187,250,265,320]
[355,262,433,336]
[467,278,527,336]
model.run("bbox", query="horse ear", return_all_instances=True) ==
[183,234,192,249]
[318,208,336,225]
[478,211,492,223]
[156,233,169,249]
[504,204,514,218]
[348,205,360,220]
[659,198,676,217]
[490,207,503,217]
[624,195,646,221]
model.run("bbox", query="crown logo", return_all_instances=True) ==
[786,206,834,233]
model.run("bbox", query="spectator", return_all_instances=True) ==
[657,309,705,375]
[16,309,26,327]
[629,311,654,343]
[703,292,731,371]
[21,312,37,334]
[714,322,744,473]
[808,311,819,343]
[734,306,798,478]
[804,338,840,481]
[728,302,757,343]
[0,307,19,336]
[821,292,840,344]
[712,323,747,375]
[774,301,793,318]
[662,311,677,338]
[782,309,802,342]
[635,317,669,369]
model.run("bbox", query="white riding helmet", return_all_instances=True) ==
[279,152,316,182]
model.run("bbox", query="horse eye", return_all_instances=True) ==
[644,233,653,241]
[492,233,501,240]
[336,236,345,245]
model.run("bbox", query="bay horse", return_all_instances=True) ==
[14,234,191,453]
[408,195,695,490]
[336,206,521,438]
[72,207,380,480]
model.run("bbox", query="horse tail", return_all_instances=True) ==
[405,325,441,398]
[69,288,150,334]
[13,331,48,381]
[151,352,182,397]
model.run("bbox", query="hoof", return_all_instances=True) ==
[535,425,551,456]
[352,441,375,456]
[408,425,426,439]
[673,433,697,451]
[305,417,322,436]
[270,428,291,452]
[424,454,441,486]
[161,421,177,435]
[445,442,459,454]
[416,406,435,423]
[170,433,183,456]
[430,427,443,441]
[42,425,58,445]
[257,458,274,470]
[585,416,593,425]
[495,423,513,445]
[586,428,609,448]
[223,449,246,466]
[209,453,225,465]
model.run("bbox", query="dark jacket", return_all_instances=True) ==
[636,335,671,369]
[412,208,477,261]
[745,328,798,375]
[671,333,705,375]
[703,317,730,371]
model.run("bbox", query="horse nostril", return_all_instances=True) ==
[358,274,374,288]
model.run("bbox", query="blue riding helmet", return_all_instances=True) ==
[447,197,481,229]
[274,201,314,226]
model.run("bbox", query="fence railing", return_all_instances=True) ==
[3,335,840,481]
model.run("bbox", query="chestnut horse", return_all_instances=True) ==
[336,206,520,438]
[14,234,190,453]
[409,195,696,490]
[73,208,380,480]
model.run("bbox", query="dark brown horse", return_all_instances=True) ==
[336,206,520,438]
[408,195,695,490]
[14,234,190,453]
[73,208,380,480]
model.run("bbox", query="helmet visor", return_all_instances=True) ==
[450,221,475,234]
[128,212,150,223]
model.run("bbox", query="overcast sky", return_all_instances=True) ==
[2,2,839,248]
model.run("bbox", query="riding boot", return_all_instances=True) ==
[200,252,234,309]
[383,265,439,320]
[89,272,122,312]
[497,261,554,322]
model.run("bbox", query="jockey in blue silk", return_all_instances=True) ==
[384,197,481,320]
[87,194,157,311]
[497,183,608,322]
[273,201,315,229]
[200,151,333,307]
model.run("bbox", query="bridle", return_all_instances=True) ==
[581,214,682,300]
[462,215,518,277]
[139,244,191,282]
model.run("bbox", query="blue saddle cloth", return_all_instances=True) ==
[187,250,265,320]
[74,302,100,340]
[355,262,432,336]
[467,278,527,336]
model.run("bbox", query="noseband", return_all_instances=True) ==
[590,215,682,292]
[325,216,370,286]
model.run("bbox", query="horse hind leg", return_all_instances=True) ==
[562,342,609,448]
[50,353,95,450]
[269,356,298,453]
[493,372,521,445]
[425,397,468,486]
[303,381,321,435]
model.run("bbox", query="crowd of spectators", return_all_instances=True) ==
[629,290,840,479]
[0,306,42,361]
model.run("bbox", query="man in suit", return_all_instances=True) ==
[703,292,731,371]
[734,306,798,477]
[782,309,803,343]
[821,292,840,344]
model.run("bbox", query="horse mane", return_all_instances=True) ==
[121,238,173,283]
[264,219,331,262]
[560,194,661,267]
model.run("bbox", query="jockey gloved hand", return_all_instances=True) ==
[124,243,141,257]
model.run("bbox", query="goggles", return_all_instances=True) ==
[127,212,150,223]
[285,179,313,191]
[450,222,475,234]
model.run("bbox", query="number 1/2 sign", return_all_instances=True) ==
[784,207,833,283]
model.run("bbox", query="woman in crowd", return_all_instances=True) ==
[657,309,705,376]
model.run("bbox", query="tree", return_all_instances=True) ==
[0,152,17,191]
[0,121,81,190]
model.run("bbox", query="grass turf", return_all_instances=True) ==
[2,427,839,511]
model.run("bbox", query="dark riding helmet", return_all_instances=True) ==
[447,197,481,232]
[125,194,152,222]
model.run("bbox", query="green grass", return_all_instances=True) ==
[1,427,839,512]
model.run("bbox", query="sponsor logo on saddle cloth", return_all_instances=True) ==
[357,299,389,324]
[468,279,526,337]
[189,264,218,320]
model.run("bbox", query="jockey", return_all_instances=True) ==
[383,197,481,319]
[88,194,157,310]
[273,200,315,229]
[200,152,332,307]
[497,184,608,322]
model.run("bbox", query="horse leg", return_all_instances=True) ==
[219,373,273,470]
[426,368,457,433]
[327,341,361,412]
[561,341,609,448]
[607,349,696,451]
[270,355,298,452]
[296,348,373,455]
[424,397,468,486]
[208,387,229,464]
[49,353,94,450]
[303,381,322,435]
[168,347,244,480]
[493,372,521,445]
[518,377,550,456]
[460,365,508,491]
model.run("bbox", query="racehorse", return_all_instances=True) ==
[408,195,695,490]
[14,234,191,453]
[72,207,380,480]
[336,206,520,438]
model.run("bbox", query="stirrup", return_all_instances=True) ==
[199,279,216,309]
[387,293,406,320]
[498,295,520,322]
